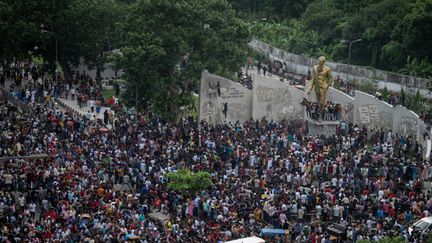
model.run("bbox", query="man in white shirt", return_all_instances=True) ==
[29,202,37,218]
[65,83,70,99]
[71,88,75,100]
[89,99,95,112]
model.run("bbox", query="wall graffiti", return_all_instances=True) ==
[359,105,379,124]
[255,85,292,104]
[276,106,302,121]
[358,104,393,131]
[342,103,354,123]
[399,116,418,136]
[200,72,252,125]
[228,103,249,121]
[201,101,218,124]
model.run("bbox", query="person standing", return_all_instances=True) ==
[89,99,95,113]
[103,110,109,125]
[71,87,75,100]
[65,83,70,99]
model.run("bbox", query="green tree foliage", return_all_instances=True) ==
[247,0,432,78]
[302,0,345,45]
[342,0,410,68]
[398,56,432,78]
[166,169,213,197]
[0,0,126,79]
[0,0,63,60]
[117,0,250,119]
[401,0,432,61]
[228,0,311,19]
[380,41,406,71]
[56,0,127,81]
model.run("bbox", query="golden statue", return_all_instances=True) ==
[307,56,333,112]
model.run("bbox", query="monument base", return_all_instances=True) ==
[306,117,339,137]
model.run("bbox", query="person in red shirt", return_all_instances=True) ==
[44,209,57,222]
[43,229,53,240]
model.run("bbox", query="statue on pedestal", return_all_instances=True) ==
[307,56,333,114]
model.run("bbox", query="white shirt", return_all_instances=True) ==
[29,203,36,212]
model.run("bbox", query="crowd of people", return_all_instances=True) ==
[419,112,432,126]
[1,59,432,242]
[237,71,253,90]
[304,101,342,122]
[0,60,115,112]
[1,71,431,243]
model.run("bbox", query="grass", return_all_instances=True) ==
[102,89,116,101]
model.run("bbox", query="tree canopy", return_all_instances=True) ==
[0,0,126,78]
[166,169,213,197]
[117,0,250,119]
[245,0,432,78]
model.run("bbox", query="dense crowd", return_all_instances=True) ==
[1,77,431,243]
[0,61,112,112]
[1,60,432,242]
[305,101,342,122]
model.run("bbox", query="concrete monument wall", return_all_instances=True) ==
[328,88,356,124]
[199,71,427,143]
[199,71,252,125]
[393,105,427,140]
[252,75,304,122]
[354,91,394,132]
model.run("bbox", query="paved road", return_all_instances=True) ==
[56,97,112,121]
[3,78,113,123]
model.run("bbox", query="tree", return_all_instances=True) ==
[245,0,432,74]
[0,0,63,61]
[302,0,345,45]
[53,0,127,80]
[342,0,410,68]
[0,0,127,81]
[166,169,213,197]
[380,41,406,71]
[401,0,432,61]
[118,0,250,119]
[398,56,432,78]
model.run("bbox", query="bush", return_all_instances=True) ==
[166,169,213,197]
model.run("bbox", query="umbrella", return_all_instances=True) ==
[99,127,109,132]
[125,234,140,240]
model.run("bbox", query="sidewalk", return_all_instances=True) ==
[56,97,112,121]
[4,78,113,122]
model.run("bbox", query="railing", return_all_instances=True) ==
[0,87,36,116]
[249,39,431,90]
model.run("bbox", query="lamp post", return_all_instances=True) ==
[341,39,362,82]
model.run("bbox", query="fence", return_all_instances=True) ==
[249,39,431,90]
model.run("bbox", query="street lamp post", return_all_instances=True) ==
[341,38,362,82]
